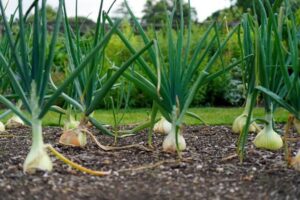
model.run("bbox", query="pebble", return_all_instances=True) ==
[196,164,203,169]
[216,167,224,173]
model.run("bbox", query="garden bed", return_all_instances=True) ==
[0,125,299,200]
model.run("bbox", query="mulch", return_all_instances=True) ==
[0,124,299,200]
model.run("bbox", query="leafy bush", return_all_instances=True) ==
[50,20,245,107]
[224,64,244,106]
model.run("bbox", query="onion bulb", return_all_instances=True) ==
[59,128,87,147]
[291,149,300,171]
[232,95,260,134]
[6,115,25,129]
[253,114,282,150]
[59,116,87,147]
[293,117,300,134]
[23,145,52,173]
[162,125,186,153]
[0,121,5,132]
[153,117,172,134]
[232,113,260,134]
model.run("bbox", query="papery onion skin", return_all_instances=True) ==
[291,150,300,171]
[59,115,87,147]
[23,82,53,173]
[59,128,87,147]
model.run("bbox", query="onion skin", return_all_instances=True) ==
[59,128,87,147]
[59,116,87,147]
[291,150,300,171]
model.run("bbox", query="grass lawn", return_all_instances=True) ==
[1,107,289,126]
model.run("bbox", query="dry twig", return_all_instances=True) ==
[82,129,152,152]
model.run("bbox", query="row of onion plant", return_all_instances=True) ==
[2,0,298,176]
[253,0,300,170]
[106,0,248,155]
[49,0,153,148]
[0,0,151,174]
[232,13,261,135]
[238,0,300,168]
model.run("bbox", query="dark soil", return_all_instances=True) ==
[0,125,300,200]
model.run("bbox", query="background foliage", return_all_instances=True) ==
[3,0,299,108]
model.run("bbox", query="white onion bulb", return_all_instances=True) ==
[162,126,186,153]
[6,115,25,129]
[232,114,260,134]
[0,121,5,131]
[153,117,172,134]
[253,122,283,150]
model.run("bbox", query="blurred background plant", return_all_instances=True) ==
[2,0,298,109]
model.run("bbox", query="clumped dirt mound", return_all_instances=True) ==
[0,125,299,200]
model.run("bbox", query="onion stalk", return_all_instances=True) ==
[23,83,52,173]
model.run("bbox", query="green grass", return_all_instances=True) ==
[0,107,289,127]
